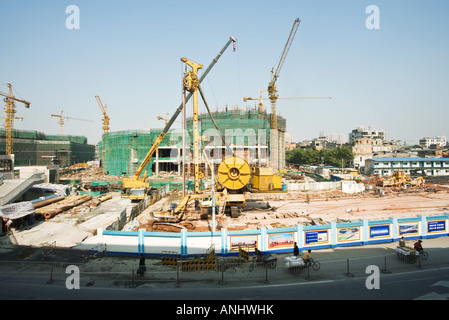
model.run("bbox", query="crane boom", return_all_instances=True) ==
[124,36,237,189]
[270,18,301,86]
[51,110,93,135]
[268,18,301,130]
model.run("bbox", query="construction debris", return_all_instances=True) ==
[34,193,113,220]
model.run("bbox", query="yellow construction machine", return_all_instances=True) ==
[251,167,284,192]
[150,155,252,222]
[121,36,237,197]
[378,170,425,188]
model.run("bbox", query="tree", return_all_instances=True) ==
[286,146,354,167]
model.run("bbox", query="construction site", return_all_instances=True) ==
[1,20,448,252]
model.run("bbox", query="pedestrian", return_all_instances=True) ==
[293,242,299,257]
[138,253,146,276]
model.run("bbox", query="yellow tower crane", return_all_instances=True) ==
[157,113,169,126]
[268,18,301,130]
[95,95,110,134]
[0,83,30,155]
[50,110,93,135]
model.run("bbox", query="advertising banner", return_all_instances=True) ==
[229,235,257,252]
[398,222,419,236]
[304,230,329,245]
[369,224,391,239]
[268,232,294,249]
[337,227,360,242]
[427,220,446,234]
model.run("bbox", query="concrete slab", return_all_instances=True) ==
[1,192,134,248]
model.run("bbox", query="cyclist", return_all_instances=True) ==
[414,240,423,253]
[302,249,312,265]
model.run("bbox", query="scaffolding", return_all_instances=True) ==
[100,109,286,177]
[0,129,95,167]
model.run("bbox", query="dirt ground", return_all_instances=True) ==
[132,187,449,232]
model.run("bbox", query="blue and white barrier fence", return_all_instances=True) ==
[83,214,448,257]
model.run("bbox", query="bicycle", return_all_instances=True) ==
[418,250,429,261]
[304,259,320,271]
[249,255,277,272]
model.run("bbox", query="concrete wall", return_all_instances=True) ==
[286,181,341,191]
[78,214,449,257]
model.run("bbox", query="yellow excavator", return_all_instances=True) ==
[121,36,237,198]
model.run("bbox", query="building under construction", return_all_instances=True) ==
[100,107,286,178]
[0,129,96,167]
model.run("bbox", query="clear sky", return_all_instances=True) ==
[1,0,448,146]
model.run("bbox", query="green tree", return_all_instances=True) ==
[286,146,354,167]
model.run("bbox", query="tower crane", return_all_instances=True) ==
[268,18,301,130]
[243,19,300,171]
[157,113,169,126]
[0,83,30,155]
[95,95,110,134]
[50,110,93,135]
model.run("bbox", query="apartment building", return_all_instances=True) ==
[365,157,449,176]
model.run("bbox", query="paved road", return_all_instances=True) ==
[0,237,448,303]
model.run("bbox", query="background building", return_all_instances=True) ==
[0,129,95,167]
[419,136,447,148]
[100,108,286,177]
[364,157,449,176]
[349,125,386,143]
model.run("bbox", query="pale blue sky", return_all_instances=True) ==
[1,0,448,145]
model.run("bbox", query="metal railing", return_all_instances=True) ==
[0,252,431,287]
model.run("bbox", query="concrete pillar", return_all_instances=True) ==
[260,227,267,252]
[221,228,228,255]
[331,222,338,248]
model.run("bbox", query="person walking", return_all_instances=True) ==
[293,242,299,257]
[138,253,146,276]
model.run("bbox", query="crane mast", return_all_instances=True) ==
[95,95,110,134]
[181,57,203,193]
[0,83,30,155]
